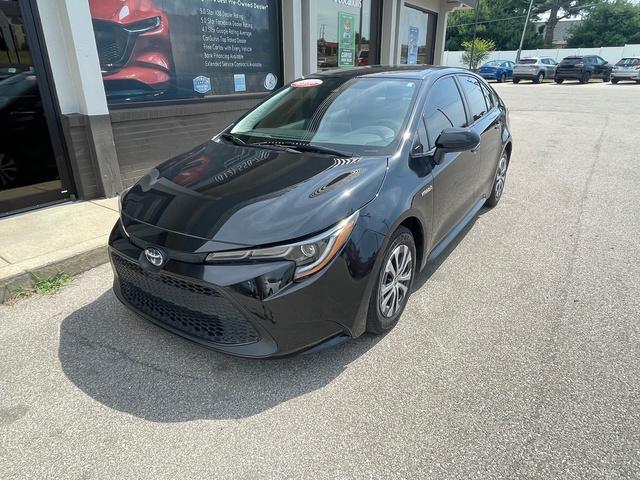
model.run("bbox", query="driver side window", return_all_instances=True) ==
[424,77,467,149]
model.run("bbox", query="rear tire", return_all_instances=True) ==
[366,227,416,335]
[603,73,611,83]
[580,71,591,84]
[513,78,520,84]
[611,78,619,84]
[533,72,544,84]
[497,73,506,83]
[486,151,509,208]
[555,78,564,84]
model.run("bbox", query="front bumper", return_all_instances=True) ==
[108,222,384,358]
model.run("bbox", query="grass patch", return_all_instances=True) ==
[9,273,74,303]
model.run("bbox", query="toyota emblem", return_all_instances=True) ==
[144,247,165,267]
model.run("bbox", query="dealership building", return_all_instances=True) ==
[0,0,475,217]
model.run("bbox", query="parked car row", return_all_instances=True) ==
[479,55,640,85]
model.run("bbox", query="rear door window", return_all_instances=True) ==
[458,75,488,124]
[423,76,467,148]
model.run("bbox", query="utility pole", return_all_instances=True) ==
[468,0,482,70]
[516,0,535,63]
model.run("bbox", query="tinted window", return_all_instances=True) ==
[617,58,640,67]
[480,82,494,109]
[231,77,418,155]
[423,77,467,147]
[458,76,488,123]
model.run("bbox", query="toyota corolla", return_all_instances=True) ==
[110,66,512,358]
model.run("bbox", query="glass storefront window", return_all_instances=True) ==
[1,0,68,215]
[88,0,283,105]
[317,0,372,70]
[399,4,437,65]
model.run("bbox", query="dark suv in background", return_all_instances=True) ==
[555,55,613,84]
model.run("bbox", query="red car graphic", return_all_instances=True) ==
[89,0,174,97]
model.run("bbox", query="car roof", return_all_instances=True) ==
[309,65,467,80]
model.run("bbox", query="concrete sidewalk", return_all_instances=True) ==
[0,198,118,302]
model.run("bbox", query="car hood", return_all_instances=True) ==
[121,140,387,249]
[89,0,162,23]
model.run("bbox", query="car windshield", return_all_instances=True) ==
[616,58,639,66]
[518,59,537,64]
[229,77,419,156]
[484,61,502,67]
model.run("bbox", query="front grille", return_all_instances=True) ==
[92,21,132,70]
[112,254,260,346]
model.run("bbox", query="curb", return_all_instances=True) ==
[0,246,109,304]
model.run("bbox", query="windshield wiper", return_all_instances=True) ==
[255,141,352,157]
[219,133,298,153]
[219,132,247,146]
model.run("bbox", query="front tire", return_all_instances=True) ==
[513,78,521,84]
[533,72,544,84]
[611,78,619,84]
[555,78,564,84]
[486,151,509,208]
[366,227,416,335]
[498,73,506,83]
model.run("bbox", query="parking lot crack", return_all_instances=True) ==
[68,331,208,382]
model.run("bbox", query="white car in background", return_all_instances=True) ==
[512,57,558,84]
[611,57,640,84]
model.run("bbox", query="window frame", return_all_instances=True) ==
[421,74,469,149]
[456,74,492,127]
[399,2,439,65]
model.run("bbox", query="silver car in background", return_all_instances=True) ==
[611,57,640,84]
[513,57,558,84]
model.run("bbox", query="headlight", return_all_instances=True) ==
[206,211,359,280]
[123,16,161,34]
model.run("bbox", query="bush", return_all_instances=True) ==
[461,38,496,70]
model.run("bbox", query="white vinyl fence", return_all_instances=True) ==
[443,45,640,68]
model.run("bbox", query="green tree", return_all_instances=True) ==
[461,38,497,69]
[532,0,602,48]
[566,0,640,47]
[446,0,543,51]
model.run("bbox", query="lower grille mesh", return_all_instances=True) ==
[113,254,260,346]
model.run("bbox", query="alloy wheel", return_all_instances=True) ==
[494,154,508,199]
[379,244,413,318]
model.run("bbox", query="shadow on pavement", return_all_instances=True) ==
[58,206,490,423]
[58,290,382,423]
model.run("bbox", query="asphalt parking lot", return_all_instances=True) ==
[2,80,640,479]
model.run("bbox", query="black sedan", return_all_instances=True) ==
[110,66,513,358]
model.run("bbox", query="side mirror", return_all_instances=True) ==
[435,127,481,153]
